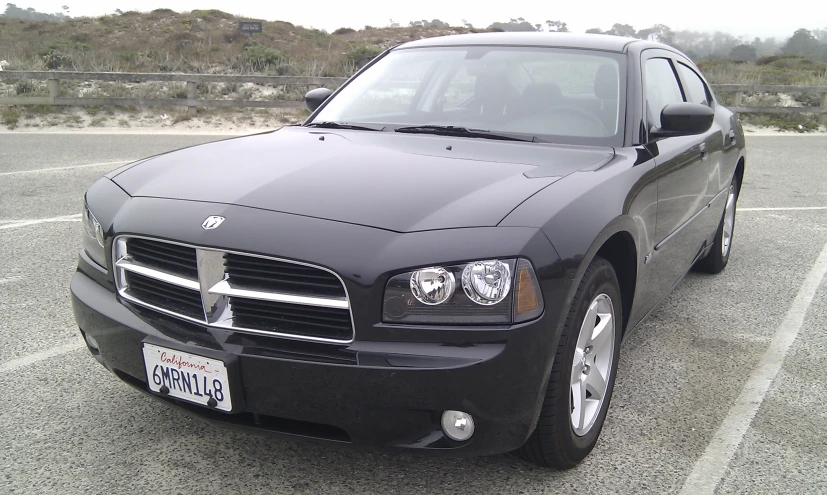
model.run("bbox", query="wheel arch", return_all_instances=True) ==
[549,215,641,338]
[734,156,745,194]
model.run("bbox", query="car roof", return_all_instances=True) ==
[396,32,654,53]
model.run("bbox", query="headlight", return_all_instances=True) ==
[461,260,511,305]
[382,258,543,325]
[411,267,455,305]
[82,200,106,268]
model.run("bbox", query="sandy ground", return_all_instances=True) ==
[0,108,827,136]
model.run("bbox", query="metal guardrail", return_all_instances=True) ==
[0,72,826,123]
[0,71,349,115]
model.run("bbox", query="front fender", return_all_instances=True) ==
[500,148,658,335]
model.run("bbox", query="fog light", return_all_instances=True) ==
[84,332,99,350]
[441,410,475,442]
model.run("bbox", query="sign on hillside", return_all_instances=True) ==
[238,22,263,34]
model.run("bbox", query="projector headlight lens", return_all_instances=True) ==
[410,267,455,305]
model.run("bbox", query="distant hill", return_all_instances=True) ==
[0,9,477,76]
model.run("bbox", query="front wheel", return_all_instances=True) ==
[517,256,622,468]
[695,174,739,274]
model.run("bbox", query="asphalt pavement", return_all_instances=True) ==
[1,132,826,494]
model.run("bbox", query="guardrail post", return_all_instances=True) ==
[732,91,742,120]
[820,91,827,127]
[187,81,197,117]
[47,78,60,100]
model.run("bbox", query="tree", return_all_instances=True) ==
[637,24,674,45]
[606,23,636,37]
[586,28,604,34]
[781,29,822,59]
[487,18,540,32]
[545,20,568,32]
[1,2,71,20]
[729,44,757,62]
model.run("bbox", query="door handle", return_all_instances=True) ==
[699,143,708,161]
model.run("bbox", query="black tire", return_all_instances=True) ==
[517,256,623,469]
[695,174,740,274]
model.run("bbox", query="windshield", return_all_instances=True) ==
[312,46,625,146]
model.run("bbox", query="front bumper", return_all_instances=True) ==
[72,268,558,456]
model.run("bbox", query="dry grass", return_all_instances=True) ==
[699,57,827,86]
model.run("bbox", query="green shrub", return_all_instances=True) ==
[15,80,34,95]
[191,9,233,20]
[244,45,288,69]
[745,114,820,133]
[332,27,355,35]
[756,55,780,66]
[2,107,20,129]
[344,45,382,68]
[35,41,90,57]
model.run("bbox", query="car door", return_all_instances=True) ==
[674,59,728,214]
[642,52,716,294]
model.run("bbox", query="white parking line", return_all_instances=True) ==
[0,275,23,285]
[0,214,82,230]
[679,239,827,495]
[0,342,85,374]
[740,206,827,211]
[0,160,132,177]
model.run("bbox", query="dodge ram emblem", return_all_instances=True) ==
[201,216,225,230]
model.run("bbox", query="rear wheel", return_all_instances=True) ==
[517,257,622,468]
[695,174,739,274]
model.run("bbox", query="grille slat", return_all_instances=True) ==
[230,297,352,339]
[126,272,204,319]
[119,237,353,343]
[128,239,198,278]
[225,254,346,297]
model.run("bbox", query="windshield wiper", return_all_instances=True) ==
[394,125,539,142]
[306,121,383,131]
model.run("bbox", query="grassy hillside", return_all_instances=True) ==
[0,9,474,76]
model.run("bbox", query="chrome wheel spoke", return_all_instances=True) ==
[571,356,584,384]
[589,313,612,352]
[571,377,588,431]
[585,366,607,400]
[577,302,598,350]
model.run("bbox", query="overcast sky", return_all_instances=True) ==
[17,1,823,39]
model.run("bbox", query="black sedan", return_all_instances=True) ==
[72,32,745,468]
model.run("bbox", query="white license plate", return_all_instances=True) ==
[142,343,233,412]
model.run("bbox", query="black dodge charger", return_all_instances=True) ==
[72,32,745,468]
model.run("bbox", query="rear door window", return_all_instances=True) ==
[677,63,712,107]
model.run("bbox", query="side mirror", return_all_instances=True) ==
[650,103,714,139]
[305,87,333,112]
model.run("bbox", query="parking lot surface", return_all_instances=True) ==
[1,132,826,494]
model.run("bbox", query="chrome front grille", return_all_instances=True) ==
[113,236,354,344]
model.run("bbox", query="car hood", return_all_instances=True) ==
[110,127,614,232]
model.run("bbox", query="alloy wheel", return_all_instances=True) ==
[570,293,616,437]
[722,184,737,257]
